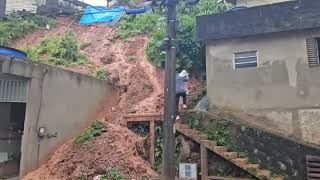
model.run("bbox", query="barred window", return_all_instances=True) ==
[234,51,258,69]
[306,38,320,68]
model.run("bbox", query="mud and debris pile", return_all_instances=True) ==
[14,17,164,179]
[23,123,157,179]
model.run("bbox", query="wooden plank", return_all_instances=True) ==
[125,117,156,122]
[201,143,208,180]
[123,113,162,118]
[150,119,155,168]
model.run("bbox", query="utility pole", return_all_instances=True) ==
[161,0,177,178]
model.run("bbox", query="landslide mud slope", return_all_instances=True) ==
[15,16,164,179]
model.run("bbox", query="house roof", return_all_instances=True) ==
[226,0,236,4]
[196,0,320,41]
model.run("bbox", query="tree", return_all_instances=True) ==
[147,0,232,73]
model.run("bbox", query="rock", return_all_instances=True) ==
[93,175,102,180]
[111,107,116,112]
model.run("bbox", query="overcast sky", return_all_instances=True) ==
[83,0,108,6]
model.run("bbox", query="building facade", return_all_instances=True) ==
[197,0,320,146]
[0,0,87,17]
[0,0,38,15]
[0,55,118,178]
[227,0,294,7]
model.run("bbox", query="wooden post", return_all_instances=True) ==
[150,118,155,168]
[162,0,177,179]
[201,143,208,180]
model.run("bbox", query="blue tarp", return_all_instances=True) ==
[80,6,126,24]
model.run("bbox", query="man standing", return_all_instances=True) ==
[176,70,189,120]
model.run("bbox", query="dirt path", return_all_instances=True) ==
[15,17,164,179]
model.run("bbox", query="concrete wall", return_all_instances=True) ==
[206,28,320,146]
[0,57,118,177]
[183,112,320,179]
[236,0,294,7]
[5,0,37,14]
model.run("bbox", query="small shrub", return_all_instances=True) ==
[146,27,166,66]
[76,176,88,180]
[101,168,125,180]
[75,121,105,144]
[117,13,161,39]
[127,55,137,61]
[22,31,86,65]
[0,14,55,46]
[155,125,181,172]
[90,68,108,80]
[80,42,92,50]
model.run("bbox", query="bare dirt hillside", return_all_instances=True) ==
[15,16,164,179]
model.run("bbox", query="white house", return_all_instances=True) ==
[0,0,41,16]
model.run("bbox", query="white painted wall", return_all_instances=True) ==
[236,0,295,7]
[5,0,37,14]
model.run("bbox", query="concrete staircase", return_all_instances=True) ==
[175,122,284,180]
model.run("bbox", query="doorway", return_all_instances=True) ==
[0,102,26,178]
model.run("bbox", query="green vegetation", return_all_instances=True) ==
[75,121,105,144]
[76,176,88,180]
[151,0,230,71]
[182,112,287,178]
[155,124,181,172]
[117,13,162,39]
[90,67,109,80]
[127,55,137,61]
[146,27,166,66]
[22,31,86,65]
[101,168,125,180]
[0,14,55,46]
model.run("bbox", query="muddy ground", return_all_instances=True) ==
[15,17,164,179]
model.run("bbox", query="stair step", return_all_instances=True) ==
[175,123,282,180]
[201,140,217,148]
[197,133,208,140]
[243,163,260,171]
[233,158,249,166]
[256,170,271,179]
[179,124,190,129]
[222,152,238,159]
[213,146,228,153]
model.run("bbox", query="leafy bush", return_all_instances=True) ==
[155,125,181,172]
[90,68,108,80]
[146,0,231,71]
[146,27,166,66]
[0,14,55,46]
[75,121,105,144]
[127,55,137,61]
[117,13,162,39]
[22,31,86,65]
[101,168,125,180]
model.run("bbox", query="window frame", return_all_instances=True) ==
[233,50,258,69]
[316,38,320,65]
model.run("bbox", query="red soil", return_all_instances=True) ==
[15,16,164,179]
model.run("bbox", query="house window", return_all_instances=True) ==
[306,38,320,68]
[234,51,258,69]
